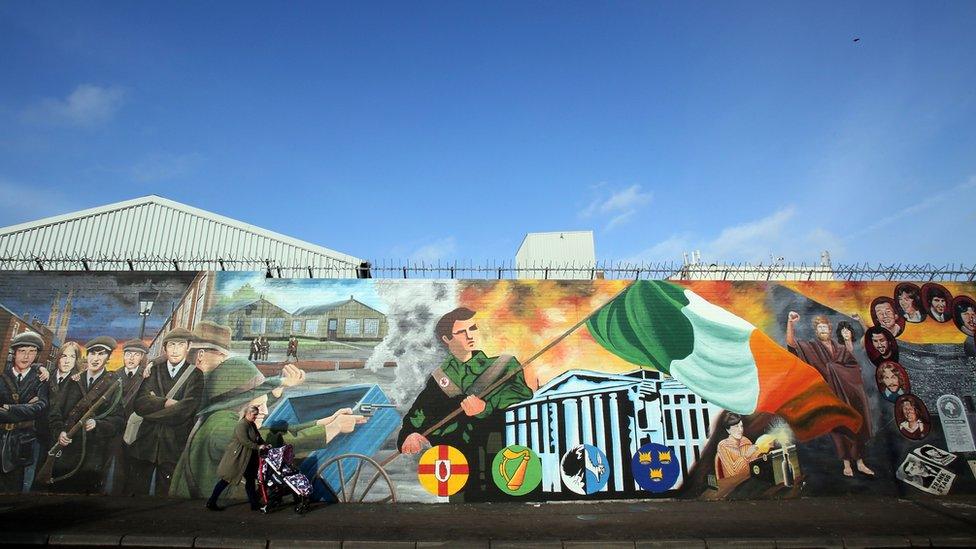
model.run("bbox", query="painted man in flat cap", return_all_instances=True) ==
[0,331,49,493]
[47,337,124,494]
[107,339,149,495]
[37,341,84,458]
[128,327,204,496]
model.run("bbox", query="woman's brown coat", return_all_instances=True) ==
[216,417,264,485]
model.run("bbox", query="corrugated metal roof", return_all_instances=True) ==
[515,230,596,280]
[0,195,361,277]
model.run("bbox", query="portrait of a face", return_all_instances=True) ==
[951,295,976,337]
[870,297,905,338]
[895,395,930,441]
[864,326,898,366]
[875,361,910,401]
[894,283,924,323]
[921,283,954,323]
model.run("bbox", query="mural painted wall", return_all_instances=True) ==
[1,272,975,504]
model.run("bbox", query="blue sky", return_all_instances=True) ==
[1,2,974,266]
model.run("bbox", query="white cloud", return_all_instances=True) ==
[850,176,976,239]
[23,84,126,127]
[580,184,652,231]
[129,152,201,183]
[407,237,457,263]
[627,206,844,264]
[708,207,796,260]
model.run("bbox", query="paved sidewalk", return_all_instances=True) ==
[1,494,975,548]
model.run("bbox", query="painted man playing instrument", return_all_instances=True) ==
[397,307,533,500]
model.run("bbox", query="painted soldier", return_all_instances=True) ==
[48,337,124,494]
[286,337,298,361]
[248,338,259,361]
[38,342,84,453]
[397,307,533,501]
[0,331,49,493]
[128,328,204,496]
[108,339,149,495]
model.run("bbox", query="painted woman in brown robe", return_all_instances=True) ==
[786,312,875,478]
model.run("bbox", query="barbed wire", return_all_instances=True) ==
[1,253,974,281]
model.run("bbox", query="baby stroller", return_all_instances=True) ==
[258,445,312,514]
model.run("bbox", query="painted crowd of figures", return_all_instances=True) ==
[0,321,365,497]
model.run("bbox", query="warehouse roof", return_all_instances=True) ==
[0,195,361,276]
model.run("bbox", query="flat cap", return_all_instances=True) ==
[190,321,231,355]
[85,336,118,353]
[162,327,193,344]
[11,331,44,351]
[122,339,149,354]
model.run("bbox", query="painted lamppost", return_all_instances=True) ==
[138,291,156,340]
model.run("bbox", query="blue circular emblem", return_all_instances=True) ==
[631,443,680,493]
[559,444,610,495]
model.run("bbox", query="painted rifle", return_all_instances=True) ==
[34,381,121,486]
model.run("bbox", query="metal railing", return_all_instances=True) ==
[0,254,974,282]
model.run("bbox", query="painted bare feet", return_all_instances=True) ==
[842,465,854,477]
[857,461,875,476]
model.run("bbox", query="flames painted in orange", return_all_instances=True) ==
[678,281,776,333]
[458,280,635,388]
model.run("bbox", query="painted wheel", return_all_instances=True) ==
[315,453,398,503]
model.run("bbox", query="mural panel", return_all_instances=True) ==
[0,272,974,503]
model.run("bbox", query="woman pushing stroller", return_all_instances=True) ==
[206,404,267,511]
[200,358,368,511]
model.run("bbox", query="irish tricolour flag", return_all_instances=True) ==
[586,281,862,441]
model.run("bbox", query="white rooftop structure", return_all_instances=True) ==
[515,230,596,280]
[669,250,836,281]
[0,195,361,277]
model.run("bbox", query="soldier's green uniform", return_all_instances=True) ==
[396,350,532,500]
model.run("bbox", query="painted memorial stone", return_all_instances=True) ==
[895,395,931,441]
[492,445,542,496]
[417,445,469,497]
[936,394,976,453]
[559,444,609,495]
[631,443,680,493]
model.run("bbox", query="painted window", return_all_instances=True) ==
[270,318,285,333]
[292,320,303,333]
[306,319,319,334]
[345,318,361,335]
[193,273,208,327]
[251,318,266,333]
[363,318,380,337]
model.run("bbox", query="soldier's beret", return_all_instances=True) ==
[122,339,148,354]
[162,327,193,344]
[10,331,44,351]
[85,336,117,353]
